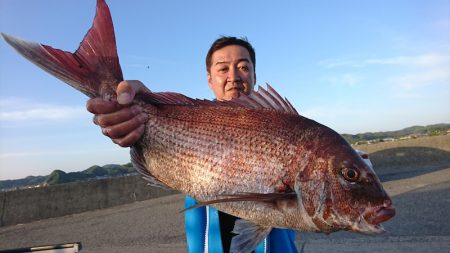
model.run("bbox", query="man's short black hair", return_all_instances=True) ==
[206,36,256,73]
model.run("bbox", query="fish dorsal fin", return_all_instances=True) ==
[240,83,299,115]
[137,91,198,106]
[138,83,299,115]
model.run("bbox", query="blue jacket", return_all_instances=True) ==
[184,196,298,253]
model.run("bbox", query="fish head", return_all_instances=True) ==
[297,142,395,234]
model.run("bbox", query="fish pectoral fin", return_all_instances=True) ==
[180,202,206,213]
[222,192,299,210]
[222,191,297,203]
[180,191,298,212]
[231,219,272,253]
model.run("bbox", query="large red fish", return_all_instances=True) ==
[1,0,395,252]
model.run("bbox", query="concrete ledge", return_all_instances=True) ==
[299,236,450,253]
[0,175,176,227]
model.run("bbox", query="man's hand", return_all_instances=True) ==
[86,80,149,147]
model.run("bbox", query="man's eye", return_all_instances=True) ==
[219,67,228,73]
[239,65,249,72]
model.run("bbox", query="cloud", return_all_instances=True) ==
[302,104,365,120]
[319,53,450,68]
[388,66,450,99]
[318,52,450,99]
[0,148,120,158]
[122,53,177,65]
[390,67,450,90]
[321,73,364,87]
[318,58,360,68]
[434,19,450,32]
[300,104,378,134]
[0,97,87,122]
[366,54,449,66]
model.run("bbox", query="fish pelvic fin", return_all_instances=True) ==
[231,219,272,253]
[1,0,123,99]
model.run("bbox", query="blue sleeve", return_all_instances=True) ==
[185,196,298,253]
[268,228,298,253]
[184,196,207,253]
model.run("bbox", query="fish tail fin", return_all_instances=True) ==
[1,0,123,99]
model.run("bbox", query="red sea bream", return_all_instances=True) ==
[1,0,395,252]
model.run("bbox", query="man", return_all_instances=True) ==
[87,37,298,252]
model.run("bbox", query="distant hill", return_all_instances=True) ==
[0,163,136,191]
[46,164,135,185]
[0,175,48,191]
[341,123,450,144]
[2,123,449,191]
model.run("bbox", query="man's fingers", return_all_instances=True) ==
[116,80,150,105]
[111,125,146,147]
[95,105,143,127]
[86,80,151,147]
[102,113,148,139]
[86,97,122,114]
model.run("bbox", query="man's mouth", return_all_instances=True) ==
[227,87,241,92]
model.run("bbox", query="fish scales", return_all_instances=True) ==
[132,103,323,229]
[141,105,301,194]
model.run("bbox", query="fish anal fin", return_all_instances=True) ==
[130,146,171,190]
[231,219,272,253]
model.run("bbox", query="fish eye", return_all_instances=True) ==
[341,167,359,182]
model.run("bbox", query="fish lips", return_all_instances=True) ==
[363,205,396,227]
[351,204,395,234]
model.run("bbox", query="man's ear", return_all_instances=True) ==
[207,72,213,89]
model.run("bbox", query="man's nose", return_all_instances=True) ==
[228,67,241,82]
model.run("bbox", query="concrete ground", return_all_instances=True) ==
[1,165,449,253]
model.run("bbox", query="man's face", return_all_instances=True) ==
[208,45,255,101]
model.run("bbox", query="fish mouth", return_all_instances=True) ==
[354,205,396,234]
[364,206,396,225]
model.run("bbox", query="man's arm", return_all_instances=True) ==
[86,80,149,147]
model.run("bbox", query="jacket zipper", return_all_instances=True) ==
[203,207,269,253]
[264,237,267,253]
[204,206,209,253]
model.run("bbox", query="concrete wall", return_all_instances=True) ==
[2,135,448,227]
[0,175,176,227]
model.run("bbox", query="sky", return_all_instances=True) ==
[0,0,449,180]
